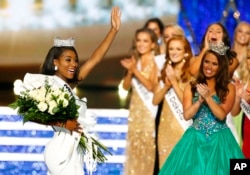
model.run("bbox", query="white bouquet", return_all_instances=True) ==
[9,74,111,166]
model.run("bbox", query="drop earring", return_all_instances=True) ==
[184,53,189,58]
[183,53,188,63]
[168,60,172,65]
[54,66,58,71]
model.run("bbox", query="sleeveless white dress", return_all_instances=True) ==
[44,126,84,175]
[44,75,86,175]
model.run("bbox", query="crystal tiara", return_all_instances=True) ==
[209,42,229,55]
[54,36,75,47]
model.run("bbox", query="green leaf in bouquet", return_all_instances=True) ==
[8,101,18,109]
[78,134,112,163]
[52,107,60,114]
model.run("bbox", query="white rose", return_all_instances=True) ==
[36,94,45,102]
[37,102,48,112]
[29,89,43,102]
[45,93,53,102]
[56,95,69,108]
[13,87,21,96]
[62,99,69,107]
[48,100,57,115]
[28,89,38,99]
[33,87,46,102]
[13,79,25,96]
[14,86,26,96]
[14,79,23,88]
[39,86,47,97]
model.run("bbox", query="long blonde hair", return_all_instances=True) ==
[238,47,250,84]
[164,24,185,37]
[130,27,160,60]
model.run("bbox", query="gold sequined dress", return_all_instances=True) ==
[124,60,157,175]
[157,81,190,168]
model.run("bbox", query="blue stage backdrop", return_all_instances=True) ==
[178,0,250,55]
[0,107,128,175]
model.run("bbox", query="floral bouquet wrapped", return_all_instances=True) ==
[9,73,111,171]
[9,78,79,124]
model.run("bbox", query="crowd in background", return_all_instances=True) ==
[120,17,250,175]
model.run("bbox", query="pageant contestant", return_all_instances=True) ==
[159,42,244,175]
[11,7,121,175]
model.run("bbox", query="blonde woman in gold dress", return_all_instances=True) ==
[152,36,193,168]
[120,27,160,175]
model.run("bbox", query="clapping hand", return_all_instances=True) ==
[164,76,171,87]
[234,80,244,98]
[165,64,176,83]
[242,89,250,103]
[196,83,210,101]
[120,55,136,73]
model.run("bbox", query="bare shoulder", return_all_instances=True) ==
[189,56,197,64]
[227,82,236,97]
[183,83,192,97]
[184,83,191,91]
[228,82,235,91]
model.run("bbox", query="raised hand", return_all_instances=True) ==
[111,6,121,32]
[204,32,210,50]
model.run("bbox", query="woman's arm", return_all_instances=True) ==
[183,84,203,120]
[152,81,171,105]
[199,83,236,121]
[231,81,244,116]
[120,56,135,90]
[132,62,158,91]
[121,56,158,91]
[166,65,184,102]
[54,119,82,133]
[78,6,121,81]
[189,48,207,77]
[121,70,133,90]
[189,33,209,77]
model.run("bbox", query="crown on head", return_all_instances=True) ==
[54,36,75,47]
[209,42,229,55]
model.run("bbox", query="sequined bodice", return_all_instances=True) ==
[191,93,228,140]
